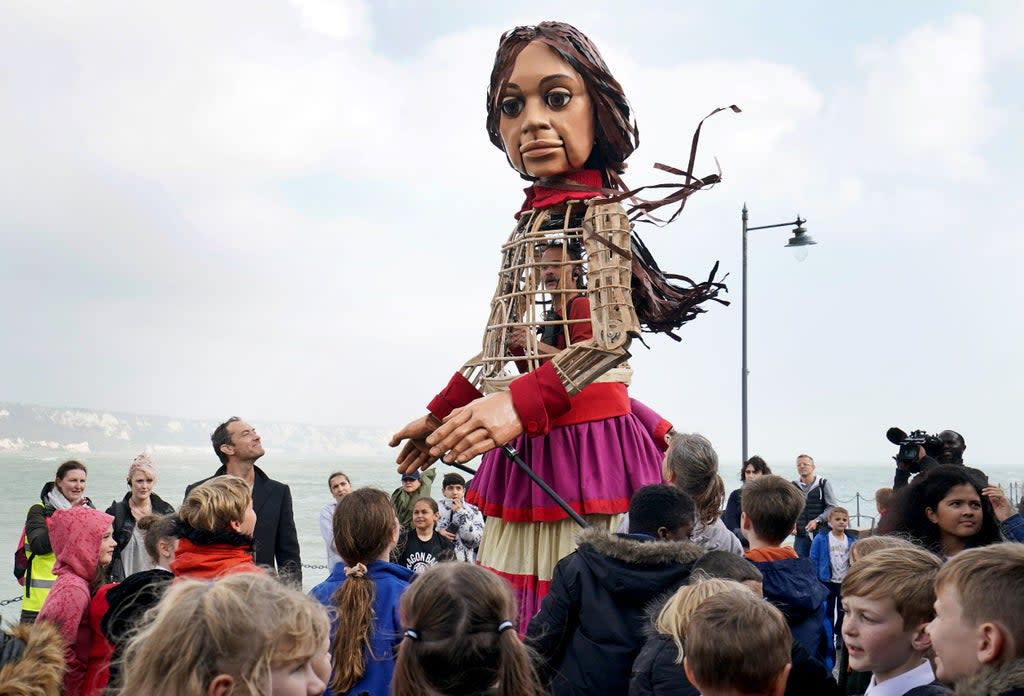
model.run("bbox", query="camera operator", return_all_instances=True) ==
[893,429,966,490]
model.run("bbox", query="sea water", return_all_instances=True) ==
[1,451,1018,623]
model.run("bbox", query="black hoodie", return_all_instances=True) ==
[526,527,704,696]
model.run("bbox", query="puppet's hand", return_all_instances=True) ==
[390,415,442,473]
[427,392,523,464]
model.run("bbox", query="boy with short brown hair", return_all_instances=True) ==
[741,475,830,664]
[841,546,949,695]
[684,590,792,696]
[927,543,1024,695]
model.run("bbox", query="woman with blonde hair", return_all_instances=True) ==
[119,572,329,696]
[171,475,261,579]
[106,452,175,582]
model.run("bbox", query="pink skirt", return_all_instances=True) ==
[467,404,665,626]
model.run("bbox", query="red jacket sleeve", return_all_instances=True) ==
[509,362,571,437]
[427,373,484,421]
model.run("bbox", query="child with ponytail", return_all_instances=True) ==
[392,563,544,696]
[310,487,412,695]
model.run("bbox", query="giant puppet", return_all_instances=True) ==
[391,22,731,623]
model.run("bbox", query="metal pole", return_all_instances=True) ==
[502,444,589,528]
[741,204,749,465]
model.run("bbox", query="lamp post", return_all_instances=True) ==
[741,204,816,464]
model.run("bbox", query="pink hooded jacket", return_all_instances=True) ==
[36,506,113,696]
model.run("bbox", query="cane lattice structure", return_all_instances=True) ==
[458,198,638,397]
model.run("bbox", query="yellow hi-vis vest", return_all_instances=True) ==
[21,504,57,614]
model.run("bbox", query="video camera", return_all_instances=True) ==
[886,427,944,473]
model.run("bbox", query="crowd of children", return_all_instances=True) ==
[4,445,1024,696]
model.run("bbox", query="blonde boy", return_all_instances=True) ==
[811,506,856,638]
[840,547,948,695]
[927,543,1024,694]
[684,590,792,696]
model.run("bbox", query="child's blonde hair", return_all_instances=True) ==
[655,578,752,664]
[935,543,1024,662]
[178,475,251,534]
[392,563,544,696]
[842,547,941,629]
[685,591,791,694]
[329,487,399,693]
[741,475,806,545]
[848,534,917,564]
[829,506,849,520]
[118,573,328,696]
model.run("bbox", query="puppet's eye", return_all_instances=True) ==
[500,97,524,117]
[545,90,572,108]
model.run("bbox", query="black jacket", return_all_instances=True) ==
[629,632,840,696]
[526,528,704,696]
[185,464,301,585]
[105,492,175,582]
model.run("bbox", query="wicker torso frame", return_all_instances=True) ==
[460,198,639,396]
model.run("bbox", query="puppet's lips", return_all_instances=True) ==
[521,140,562,157]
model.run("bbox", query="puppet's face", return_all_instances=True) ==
[498,41,595,179]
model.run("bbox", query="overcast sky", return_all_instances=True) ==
[1,0,1021,468]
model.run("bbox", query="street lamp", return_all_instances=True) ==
[741,204,816,464]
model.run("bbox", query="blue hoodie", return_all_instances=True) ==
[809,530,856,583]
[309,559,415,696]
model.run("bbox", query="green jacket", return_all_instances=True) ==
[390,468,437,532]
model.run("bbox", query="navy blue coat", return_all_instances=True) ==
[749,555,829,664]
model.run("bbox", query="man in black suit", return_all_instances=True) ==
[185,417,302,585]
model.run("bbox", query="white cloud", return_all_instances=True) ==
[0,4,1020,464]
[844,14,1002,178]
[289,0,372,42]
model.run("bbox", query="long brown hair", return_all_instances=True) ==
[392,563,544,696]
[486,21,637,186]
[329,487,398,693]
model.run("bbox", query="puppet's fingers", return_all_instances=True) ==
[396,440,437,473]
[443,428,496,463]
[427,408,473,456]
[448,434,499,463]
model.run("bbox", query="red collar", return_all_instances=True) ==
[517,169,605,218]
[170,538,262,580]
